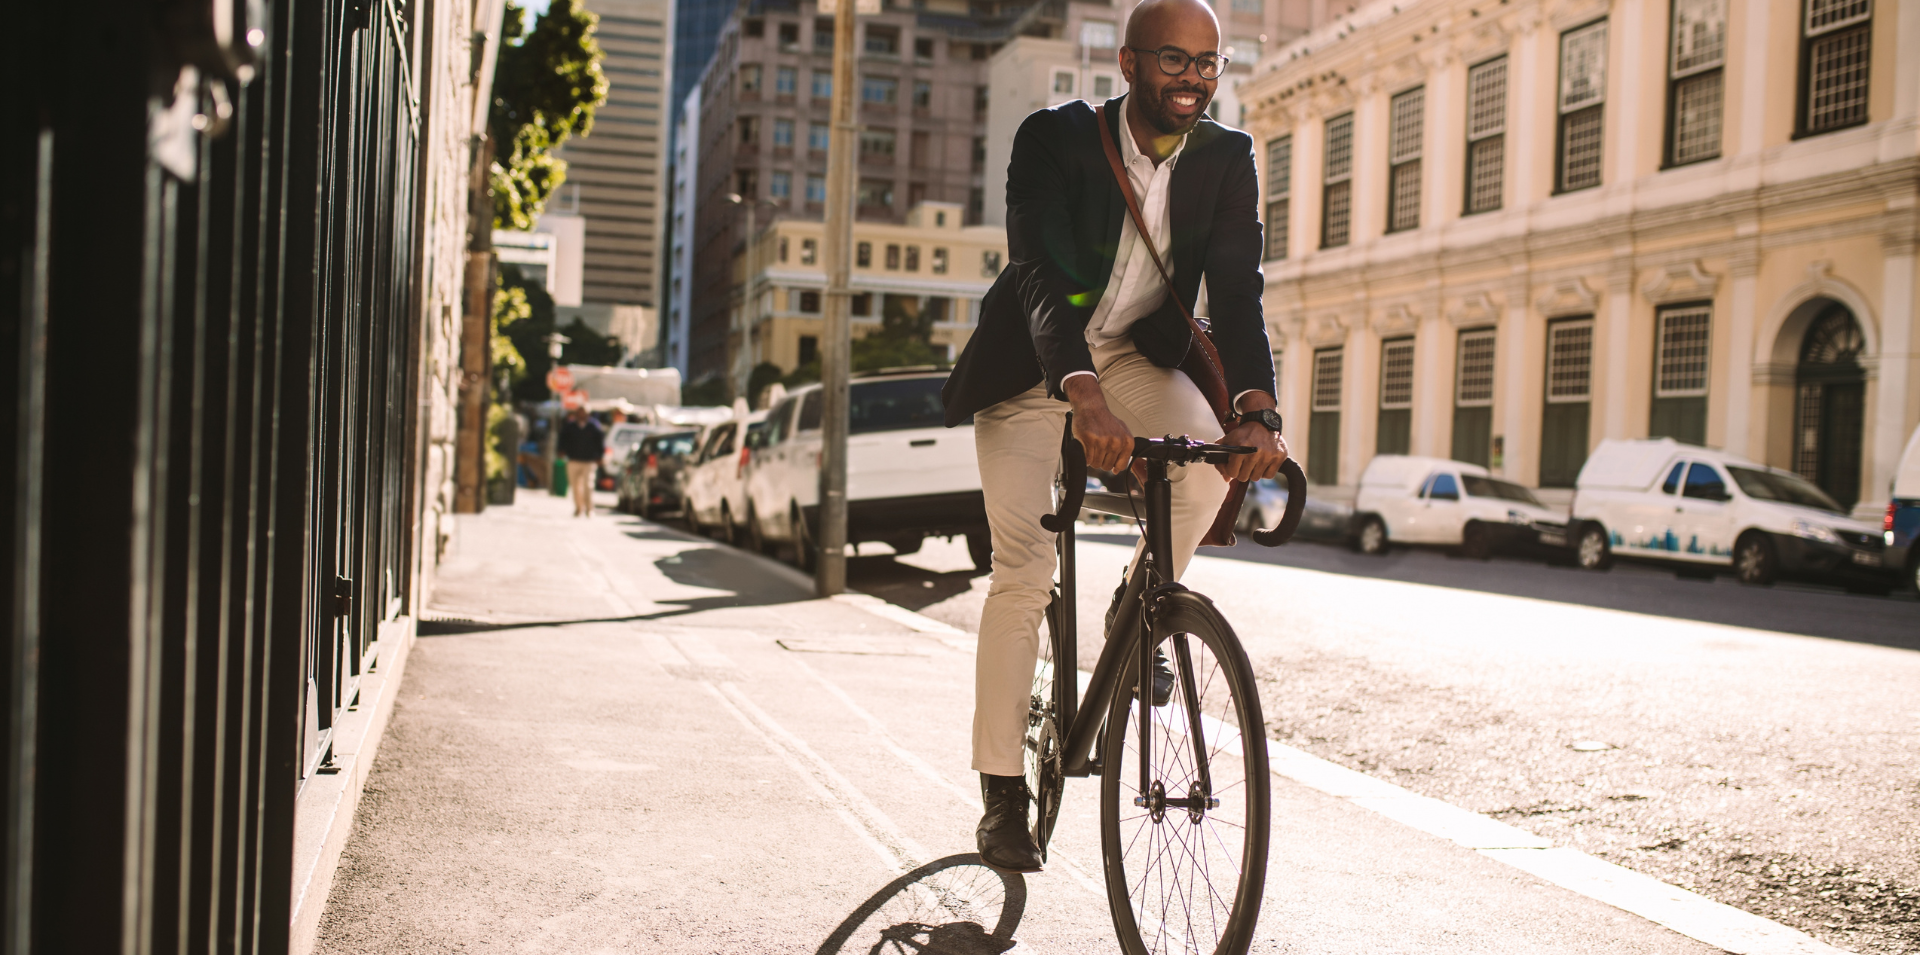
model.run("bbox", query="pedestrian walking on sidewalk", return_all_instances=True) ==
[939,0,1289,873]
[558,406,605,517]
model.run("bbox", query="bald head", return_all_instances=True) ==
[1123,0,1220,51]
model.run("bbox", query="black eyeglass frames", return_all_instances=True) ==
[1126,46,1229,80]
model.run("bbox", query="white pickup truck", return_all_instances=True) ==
[744,370,989,570]
[1349,454,1569,558]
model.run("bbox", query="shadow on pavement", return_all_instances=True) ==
[845,555,986,613]
[816,854,1025,955]
[416,614,657,636]
[1071,531,1920,652]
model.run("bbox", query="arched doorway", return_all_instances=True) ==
[1793,301,1866,509]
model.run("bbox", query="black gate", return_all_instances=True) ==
[0,0,429,950]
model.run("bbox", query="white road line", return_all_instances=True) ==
[835,594,1856,955]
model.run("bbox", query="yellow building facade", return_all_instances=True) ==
[1240,0,1916,516]
[731,201,1007,389]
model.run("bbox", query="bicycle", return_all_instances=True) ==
[1024,415,1308,955]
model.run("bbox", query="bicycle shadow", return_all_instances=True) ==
[816,854,1027,955]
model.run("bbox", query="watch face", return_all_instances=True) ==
[1253,409,1283,431]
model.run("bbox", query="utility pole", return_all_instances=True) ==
[817,0,865,596]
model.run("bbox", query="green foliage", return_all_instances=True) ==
[682,375,732,408]
[496,264,624,403]
[745,362,785,409]
[485,401,515,482]
[852,295,947,373]
[491,282,531,383]
[489,0,607,229]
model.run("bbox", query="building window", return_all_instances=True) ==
[1265,134,1291,260]
[1232,0,1263,12]
[1453,329,1495,466]
[769,171,791,199]
[972,136,986,171]
[856,242,872,267]
[1387,87,1424,233]
[1800,0,1872,134]
[1081,20,1117,49]
[1666,0,1726,166]
[866,25,900,54]
[805,175,826,203]
[778,21,800,50]
[798,290,821,313]
[931,247,948,274]
[1093,74,1115,98]
[740,64,762,93]
[1053,70,1075,96]
[799,335,819,366]
[905,246,920,270]
[915,37,935,62]
[981,249,1001,276]
[772,118,794,147]
[1377,337,1414,455]
[885,244,901,269]
[968,187,985,225]
[860,127,896,160]
[1651,303,1712,445]
[739,116,758,144]
[862,75,899,105]
[744,18,763,38]
[736,169,757,198]
[779,236,789,262]
[975,84,990,116]
[1556,21,1607,193]
[1321,113,1353,248]
[1464,57,1506,214]
[851,292,873,316]
[913,80,932,109]
[801,237,817,265]
[776,66,797,96]
[1229,36,1262,63]
[811,71,832,100]
[809,122,830,152]
[814,18,833,52]
[1541,318,1595,486]
[1308,347,1343,485]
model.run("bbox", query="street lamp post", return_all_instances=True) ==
[726,192,778,404]
[817,0,863,596]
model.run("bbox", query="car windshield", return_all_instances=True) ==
[1726,466,1845,514]
[849,377,947,434]
[652,432,697,456]
[609,429,646,452]
[1461,475,1543,506]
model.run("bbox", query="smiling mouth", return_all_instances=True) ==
[1166,90,1205,112]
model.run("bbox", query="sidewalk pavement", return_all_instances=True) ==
[316,492,1757,953]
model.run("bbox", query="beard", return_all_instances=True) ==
[1135,82,1211,135]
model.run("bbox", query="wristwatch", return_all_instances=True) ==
[1235,408,1284,433]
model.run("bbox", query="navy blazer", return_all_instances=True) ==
[942,96,1274,427]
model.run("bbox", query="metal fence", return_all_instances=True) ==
[0,0,428,950]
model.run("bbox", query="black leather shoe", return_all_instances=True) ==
[976,774,1043,873]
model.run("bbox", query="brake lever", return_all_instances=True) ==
[1041,412,1086,533]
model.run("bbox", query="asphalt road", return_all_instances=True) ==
[844,528,1920,955]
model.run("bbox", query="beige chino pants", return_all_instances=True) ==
[567,460,597,516]
[970,336,1229,776]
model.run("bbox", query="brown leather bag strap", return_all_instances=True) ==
[1094,104,1233,425]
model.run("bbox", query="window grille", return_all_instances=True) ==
[860,128,896,158]
[1668,0,1725,165]
[811,71,832,99]
[1455,330,1496,406]
[1546,320,1595,402]
[1322,113,1353,248]
[862,75,898,104]
[1379,339,1415,409]
[1557,21,1607,192]
[776,66,797,95]
[769,171,791,199]
[1267,135,1291,260]
[1654,305,1712,397]
[1313,348,1344,411]
[773,119,794,147]
[1794,383,1824,478]
[1388,88,1424,232]
[1465,58,1506,214]
[806,175,826,203]
[1803,9,1872,133]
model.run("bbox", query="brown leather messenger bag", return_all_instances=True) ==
[1093,103,1248,546]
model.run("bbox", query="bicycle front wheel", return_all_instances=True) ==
[1100,590,1270,955]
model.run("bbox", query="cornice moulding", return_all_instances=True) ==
[1371,303,1420,337]
[1306,312,1350,347]
[1535,278,1600,317]
[1641,260,1722,304]
[1448,291,1501,327]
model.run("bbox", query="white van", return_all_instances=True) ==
[1569,438,1897,591]
[682,411,767,544]
[1350,455,1569,558]
[745,370,989,570]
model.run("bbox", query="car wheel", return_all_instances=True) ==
[791,506,818,573]
[1353,516,1388,556]
[1911,555,1920,598]
[966,530,992,573]
[745,506,768,555]
[1734,533,1777,586]
[718,503,738,546]
[1460,522,1492,561]
[1575,524,1613,571]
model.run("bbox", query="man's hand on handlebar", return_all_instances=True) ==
[1063,376,1135,473]
[1218,393,1289,484]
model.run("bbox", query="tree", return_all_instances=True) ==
[489,0,608,230]
[852,295,947,372]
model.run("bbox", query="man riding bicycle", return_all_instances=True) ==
[940,0,1291,873]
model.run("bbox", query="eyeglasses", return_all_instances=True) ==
[1126,46,1230,81]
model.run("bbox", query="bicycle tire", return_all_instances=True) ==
[1100,590,1270,955]
[1025,590,1068,861]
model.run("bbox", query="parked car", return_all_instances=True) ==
[1350,455,1569,558]
[1237,476,1352,543]
[684,412,767,544]
[617,428,700,517]
[1882,425,1920,595]
[745,370,989,571]
[1569,438,1897,591]
[600,422,655,490]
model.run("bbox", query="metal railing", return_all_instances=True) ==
[0,0,428,950]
